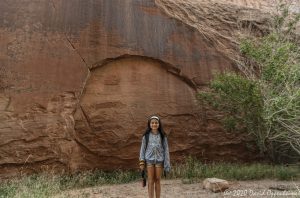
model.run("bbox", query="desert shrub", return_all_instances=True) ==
[198,3,300,162]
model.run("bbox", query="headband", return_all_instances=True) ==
[149,116,160,120]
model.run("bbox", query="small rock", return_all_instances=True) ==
[203,178,229,193]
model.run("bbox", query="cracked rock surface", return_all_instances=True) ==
[0,0,291,177]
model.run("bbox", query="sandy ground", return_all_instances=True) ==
[55,179,300,198]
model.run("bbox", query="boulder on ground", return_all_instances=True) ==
[203,178,229,192]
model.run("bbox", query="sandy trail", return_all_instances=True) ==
[55,179,300,198]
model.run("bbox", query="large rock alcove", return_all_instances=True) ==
[72,56,200,170]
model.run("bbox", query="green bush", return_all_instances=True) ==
[198,3,300,163]
[198,73,266,154]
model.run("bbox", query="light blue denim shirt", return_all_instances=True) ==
[139,132,171,172]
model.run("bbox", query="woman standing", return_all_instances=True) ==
[139,115,171,198]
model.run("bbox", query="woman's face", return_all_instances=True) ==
[150,119,159,131]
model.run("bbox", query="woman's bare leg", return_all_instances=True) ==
[154,167,163,198]
[147,165,155,198]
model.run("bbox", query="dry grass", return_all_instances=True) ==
[1,159,299,197]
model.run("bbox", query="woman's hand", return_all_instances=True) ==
[139,165,145,171]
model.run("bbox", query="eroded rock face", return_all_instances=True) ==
[0,0,287,177]
[71,56,255,170]
[0,92,78,177]
[73,57,199,170]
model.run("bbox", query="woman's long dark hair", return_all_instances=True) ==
[143,116,166,138]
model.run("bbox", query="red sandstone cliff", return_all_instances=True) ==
[0,0,298,178]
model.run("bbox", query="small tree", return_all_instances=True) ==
[198,3,300,163]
